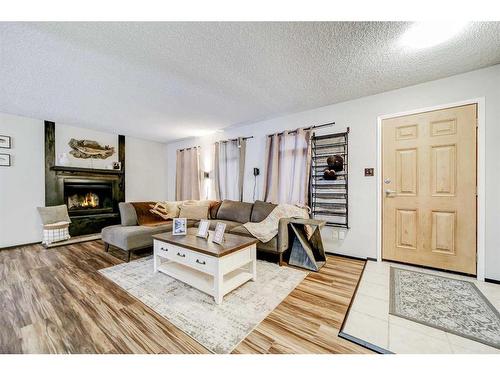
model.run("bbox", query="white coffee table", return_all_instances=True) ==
[153,228,258,304]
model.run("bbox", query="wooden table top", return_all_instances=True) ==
[153,228,258,258]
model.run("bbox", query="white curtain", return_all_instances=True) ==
[175,147,201,200]
[263,128,311,205]
[213,138,246,201]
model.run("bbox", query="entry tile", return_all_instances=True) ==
[388,323,452,354]
[343,310,389,349]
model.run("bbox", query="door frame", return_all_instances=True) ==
[376,98,485,281]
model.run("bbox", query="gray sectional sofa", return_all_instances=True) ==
[101,200,293,263]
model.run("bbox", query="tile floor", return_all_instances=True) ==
[342,260,500,354]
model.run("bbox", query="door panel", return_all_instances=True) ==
[431,144,456,196]
[382,104,477,274]
[431,211,456,254]
[396,149,418,195]
[396,209,418,249]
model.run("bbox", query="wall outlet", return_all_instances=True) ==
[338,231,346,240]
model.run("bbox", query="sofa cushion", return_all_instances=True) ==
[102,223,173,251]
[250,200,277,223]
[119,202,138,226]
[216,200,253,223]
[207,220,241,231]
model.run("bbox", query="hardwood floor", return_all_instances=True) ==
[0,240,371,354]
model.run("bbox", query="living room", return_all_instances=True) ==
[1,1,500,372]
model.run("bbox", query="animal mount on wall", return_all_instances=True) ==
[68,138,115,159]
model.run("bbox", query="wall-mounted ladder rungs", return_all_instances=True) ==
[309,128,349,228]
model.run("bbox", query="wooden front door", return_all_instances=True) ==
[382,104,477,274]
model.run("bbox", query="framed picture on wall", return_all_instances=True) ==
[0,135,11,149]
[0,153,11,167]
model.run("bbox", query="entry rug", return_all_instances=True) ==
[99,257,307,353]
[390,267,500,349]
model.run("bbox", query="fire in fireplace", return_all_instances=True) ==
[64,179,114,216]
[68,191,100,209]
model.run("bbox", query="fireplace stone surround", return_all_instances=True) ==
[44,121,125,236]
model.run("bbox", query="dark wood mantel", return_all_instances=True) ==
[50,166,124,175]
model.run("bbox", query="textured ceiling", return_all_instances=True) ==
[1,22,499,142]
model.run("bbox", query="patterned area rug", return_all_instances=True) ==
[390,267,500,349]
[99,257,307,353]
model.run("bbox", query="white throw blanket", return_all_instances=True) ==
[243,204,309,243]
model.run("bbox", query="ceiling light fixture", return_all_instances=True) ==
[399,21,469,49]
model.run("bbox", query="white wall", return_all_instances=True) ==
[0,113,45,248]
[125,136,168,201]
[56,124,119,169]
[166,64,500,280]
[0,114,168,248]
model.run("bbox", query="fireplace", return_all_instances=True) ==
[64,179,114,216]
[44,123,125,236]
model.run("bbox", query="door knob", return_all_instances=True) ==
[385,189,396,197]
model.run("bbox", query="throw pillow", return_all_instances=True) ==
[150,201,182,219]
[179,203,209,220]
[37,205,71,225]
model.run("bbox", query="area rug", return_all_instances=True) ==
[99,257,307,353]
[390,267,500,349]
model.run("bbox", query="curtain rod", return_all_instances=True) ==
[177,145,200,152]
[217,135,254,143]
[267,121,335,137]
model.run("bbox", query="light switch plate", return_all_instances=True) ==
[332,230,339,240]
[339,231,345,240]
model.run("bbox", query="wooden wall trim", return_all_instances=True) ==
[44,121,59,206]
[118,135,126,203]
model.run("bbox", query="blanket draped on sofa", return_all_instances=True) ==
[243,204,309,243]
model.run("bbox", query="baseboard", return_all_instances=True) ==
[325,251,369,262]
[45,233,102,248]
[0,241,41,251]
[485,278,500,285]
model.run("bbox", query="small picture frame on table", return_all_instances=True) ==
[212,222,226,245]
[173,218,187,235]
[0,135,11,149]
[0,153,11,167]
[196,219,209,239]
